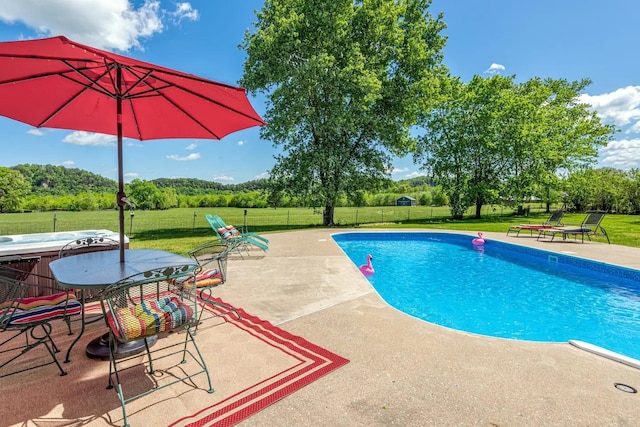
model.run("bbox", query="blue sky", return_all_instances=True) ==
[0,0,638,184]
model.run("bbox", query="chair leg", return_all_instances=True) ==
[198,287,241,324]
[144,337,154,374]
[0,323,67,377]
[105,335,130,426]
[185,327,214,394]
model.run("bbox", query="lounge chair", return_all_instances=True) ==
[537,211,610,244]
[507,210,564,237]
[205,214,269,254]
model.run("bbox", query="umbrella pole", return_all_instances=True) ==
[116,67,125,263]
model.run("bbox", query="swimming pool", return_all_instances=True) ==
[332,232,640,363]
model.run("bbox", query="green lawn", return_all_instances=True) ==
[1,206,638,255]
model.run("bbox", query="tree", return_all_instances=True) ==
[126,179,162,210]
[240,0,448,225]
[415,76,511,218]
[415,75,614,219]
[0,167,30,213]
[624,169,640,214]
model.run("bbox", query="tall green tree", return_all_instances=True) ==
[0,167,30,213]
[126,179,162,210]
[240,0,448,225]
[415,75,614,219]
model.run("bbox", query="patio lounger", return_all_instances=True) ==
[205,214,269,254]
[537,211,610,244]
[507,210,564,237]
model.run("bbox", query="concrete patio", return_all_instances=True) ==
[214,228,640,426]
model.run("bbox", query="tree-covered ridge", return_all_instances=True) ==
[151,178,268,195]
[8,164,272,197]
[12,164,118,195]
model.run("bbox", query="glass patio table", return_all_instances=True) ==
[49,249,198,361]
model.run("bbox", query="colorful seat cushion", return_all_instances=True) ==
[181,269,224,289]
[107,296,194,340]
[218,226,240,239]
[1,292,81,326]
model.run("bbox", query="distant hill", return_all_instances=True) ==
[152,177,268,195]
[9,164,269,196]
[10,164,428,196]
[12,164,117,195]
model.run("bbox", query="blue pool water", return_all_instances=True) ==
[332,232,640,361]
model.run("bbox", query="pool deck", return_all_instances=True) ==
[214,229,640,426]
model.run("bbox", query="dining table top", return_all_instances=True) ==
[49,248,198,289]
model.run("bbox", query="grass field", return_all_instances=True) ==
[1,206,638,255]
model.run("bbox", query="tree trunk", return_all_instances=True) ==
[475,203,482,219]
[323,205,335,226]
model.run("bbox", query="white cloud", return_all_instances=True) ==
[124,172,138,182]
[167,153,201,161]
[579,86,640,127]
[404,171,428,178]
[391,167,409,174]
[63,131,116,146]
[0,0,199,51]
[213,175,235,182]
[599,139,640,169]
[237,140,245,146]
[185,143,197,150]
[484,63,505,74]
[254,171,269,180]
[27,128,43,136]
[173,2,199,23]
[61,160,75,167]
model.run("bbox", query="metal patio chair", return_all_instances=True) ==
[0,259,82,377]
[58,236,121,301]
[184,240,241,324]
[100,262,214,427]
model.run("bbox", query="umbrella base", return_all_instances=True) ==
[86,333,158,360]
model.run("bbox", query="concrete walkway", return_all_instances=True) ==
[214,229,640,427]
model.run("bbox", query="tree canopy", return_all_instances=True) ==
[0,167,30,213]
[414,75,615,219]
[12,164,117,195]
[240,0,449,225]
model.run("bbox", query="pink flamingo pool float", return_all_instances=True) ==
[359,254,375,276]
[472,232,485,246]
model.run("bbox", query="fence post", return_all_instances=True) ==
[129,211,135,236]
[53,213,57,232]
[243,209,247,233]
[287,210,290,228]
[381,209,384,223]
[355,209,359,227]
[192,210,197,232]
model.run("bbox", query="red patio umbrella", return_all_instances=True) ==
[0,35,266,262]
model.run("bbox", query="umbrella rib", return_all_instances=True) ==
[152,91,221,139]
[36,62,119,127]
[115,65,263,138]
[145,73,266,125]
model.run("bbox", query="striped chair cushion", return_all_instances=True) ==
[107,296,193,340]
[180,269,224,289]
[0,292,82,326]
